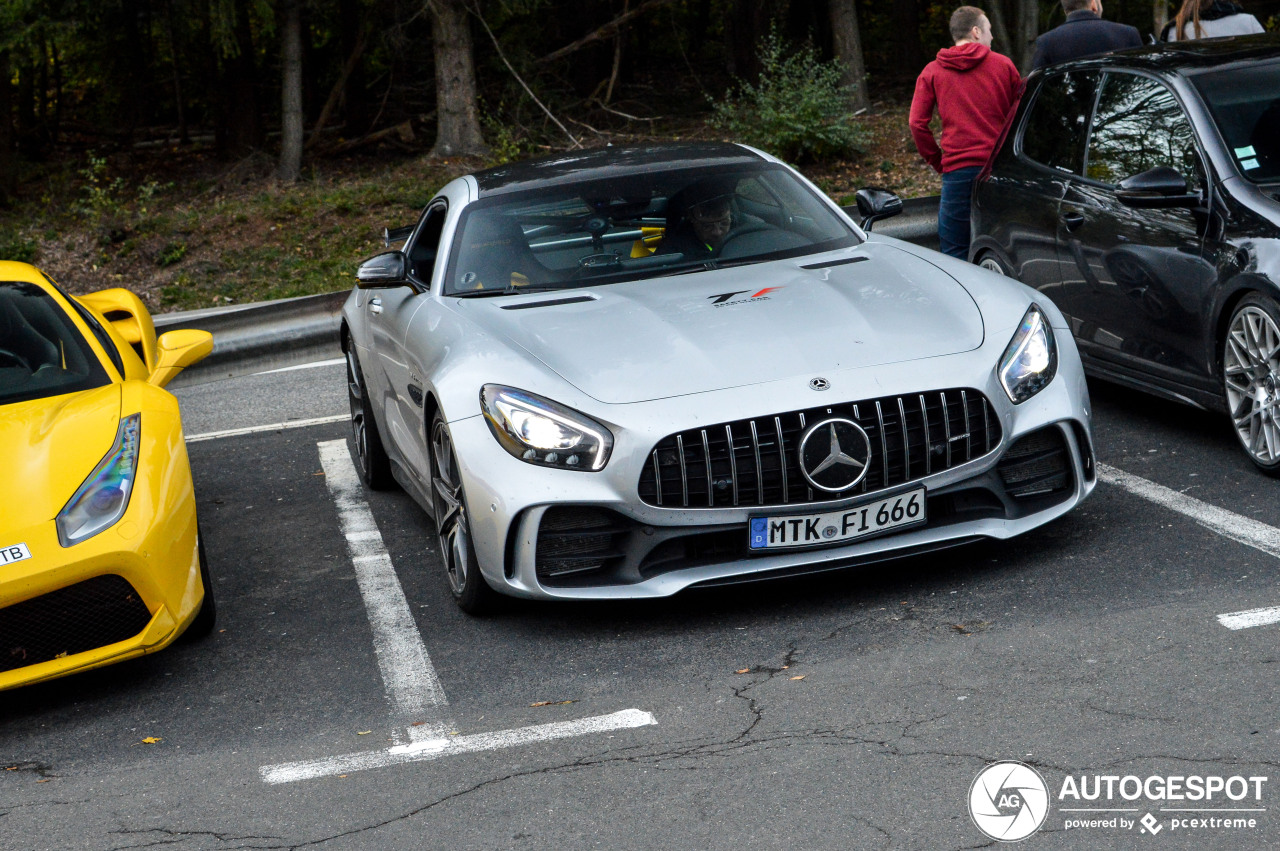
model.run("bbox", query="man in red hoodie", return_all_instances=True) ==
[910,6,1022,260]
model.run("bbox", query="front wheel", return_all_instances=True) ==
[976,252,1008,276]
[346,341,393,490]
[429,413,498,614]
[1223,294,1280,476]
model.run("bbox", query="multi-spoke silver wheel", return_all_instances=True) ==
[429,414,496,612]
[345,342,392,489]
[1224,298,1280,471]
[978,254,1006,276]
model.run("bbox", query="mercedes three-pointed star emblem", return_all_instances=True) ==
[797,418,872,492]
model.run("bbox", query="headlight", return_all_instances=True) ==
[57,413,141,546]
[481,385,613,471]
[997,304,1057,404]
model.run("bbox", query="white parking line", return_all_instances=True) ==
[1098,464,1280,631]
[253,357,345,375]
[257,440,658,784]
[185,414,347,443]
[1098,464,1280,559]
[318,439,448,721]
[1217,607,1280,631]
[260,709,658,785]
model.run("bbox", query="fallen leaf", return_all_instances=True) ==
[37,778,52,783]
[356,731,372,735]
[141,737,162,744]
[735,668,750,674]
[781,665,789,669]
[338,774,348,779]
[789,675,805,681]
[530,700,576,707]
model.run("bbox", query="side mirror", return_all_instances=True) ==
[148,328,214,388]
[1116,166,1199,208]
[855,189,903,230]
[356,251,408,288]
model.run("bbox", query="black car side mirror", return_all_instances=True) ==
[356,251,408,288]
[1116,166,1200,209]
[855,189,904,230]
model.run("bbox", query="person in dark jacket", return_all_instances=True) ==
[909,6,1022,260]
[1161,0,1265,40]
[1031,0,1142,70]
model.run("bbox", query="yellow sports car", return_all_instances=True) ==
[0,261,214,691]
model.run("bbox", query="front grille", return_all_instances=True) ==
[997,427,1071,499]
[1,575,152,673]
[637,388,1001,509]
[535,507,631,585]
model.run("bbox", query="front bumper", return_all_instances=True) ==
[0,483,203,692]
[449,336,1095,601]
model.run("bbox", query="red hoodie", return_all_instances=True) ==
[910,42,1022,174]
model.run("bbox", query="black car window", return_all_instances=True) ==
[1021,71,1099,175]
[1086,73,1201,191]
[406,204,446,286]
[1190,59,1280,184]
[0,281,111,406]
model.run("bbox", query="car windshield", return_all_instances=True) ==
[444,163,858,295]
[1191,60,1280,183]
[0,281,111,406]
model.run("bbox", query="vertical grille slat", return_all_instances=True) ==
[637,388,1000,509]
[726,424,739,507]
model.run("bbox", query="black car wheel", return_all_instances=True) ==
[183,527,216,640]
[345,341,393,490]
[1223,294,1280,476]
[429,412,498,614]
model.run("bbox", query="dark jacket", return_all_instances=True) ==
[1031,10,1143,70]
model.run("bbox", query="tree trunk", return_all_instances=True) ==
[277,0,304,181]
[0,51,16,205]
[829,0,870,113]
[428,0,486,157]
[164,0,189,144]
[894,0,925,76]
[1014,0,1040,73]
[340,0,368,133]
[216,0,264,159]
[1154,0,1169,38]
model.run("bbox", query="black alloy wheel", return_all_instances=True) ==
[345,340,393,490]
[1223,294,1280,476]
[429,412,497,614]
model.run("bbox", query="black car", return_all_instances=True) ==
[971,34,1280,473]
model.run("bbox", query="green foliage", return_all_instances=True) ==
[0,231,37,262]
[481,105,538,167]
[76,154,127,220]
[710,28,866,163]
[157,241,188,267]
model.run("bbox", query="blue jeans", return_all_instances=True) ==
[939,166,981,260]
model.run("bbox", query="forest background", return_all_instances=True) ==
[1,0,1277,310]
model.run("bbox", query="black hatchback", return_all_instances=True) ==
[971,34,1280,473]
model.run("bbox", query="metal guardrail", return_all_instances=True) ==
[158,197,940,385]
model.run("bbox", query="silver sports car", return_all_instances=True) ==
[341,143,1095,612]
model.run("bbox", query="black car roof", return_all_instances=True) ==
[1045,32,1280,76]
[470,142,766,197]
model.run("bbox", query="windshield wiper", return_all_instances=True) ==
[450,284,567,298]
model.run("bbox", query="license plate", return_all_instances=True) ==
[0,543,32,566]
[749,488,926,550]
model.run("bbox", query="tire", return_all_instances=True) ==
[1223,293,1280,476]
[976,251,1009,276]
[345,341,394,490]
[183,528,217,640]
[429,412,499,614]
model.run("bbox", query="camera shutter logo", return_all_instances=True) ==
[969,761,1050,842]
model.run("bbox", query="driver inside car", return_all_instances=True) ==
[657,179,759,257]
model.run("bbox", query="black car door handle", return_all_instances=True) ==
[1061,212,1085,231]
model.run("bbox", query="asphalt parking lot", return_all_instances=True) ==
[3,358,1279,850]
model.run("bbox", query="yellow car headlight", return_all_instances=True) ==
[56,413,141,547]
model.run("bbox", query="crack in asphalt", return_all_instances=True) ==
[1084,701,1178,725]
[109,829,285,849]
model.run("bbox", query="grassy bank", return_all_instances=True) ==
[0,104,939,314]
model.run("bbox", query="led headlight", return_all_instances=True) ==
[997,304,1058,404]
[56,413,141,546]
[481,385,613,471]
